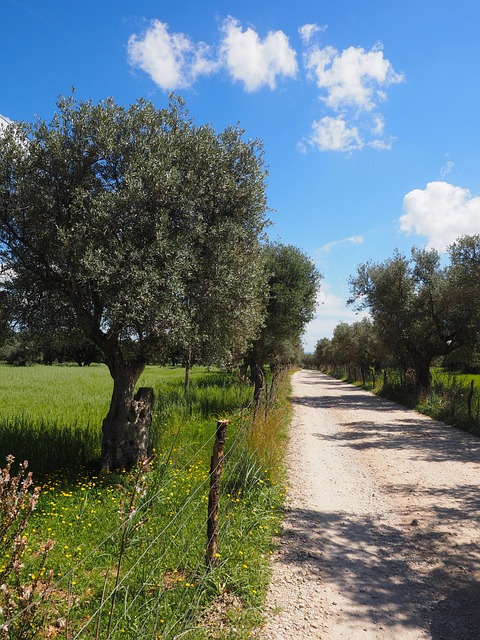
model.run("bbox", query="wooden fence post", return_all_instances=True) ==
[467,379,474,418]
[206,419,229,568]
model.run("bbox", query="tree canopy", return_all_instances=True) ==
[246,243,321,402]
[348,244,478,388]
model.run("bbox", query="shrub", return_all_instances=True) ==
[0,456,54,639]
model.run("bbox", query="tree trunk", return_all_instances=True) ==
[184,347,192,393]
[101,360,154,472]
[239,359,248,380]
[414,358,432,391]
[250,359,265,407]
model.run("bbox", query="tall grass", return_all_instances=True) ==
[0,364,212,475]
[0,363,291,638]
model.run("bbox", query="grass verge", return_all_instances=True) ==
[0,364,291,639]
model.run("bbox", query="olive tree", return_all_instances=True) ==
[313,337,333,369]
[349,248,468,389]
[246,243,321,403]
[0,95,269,470]
[448,235,480,340]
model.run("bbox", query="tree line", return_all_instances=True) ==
[0,95,320,471]
[308,238,480,387]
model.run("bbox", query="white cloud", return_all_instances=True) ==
[220,17,297,91]
[370,114,385,135]
[298,23,327,45]
[318,235,365,253]
[304,42,404,112]
[400,181,480,251]
[301,40,403,153]
[126,18,403,152]
[127,20,218,91]
[440,158,454,179]
[368,136,394,151]
[308,116,363,152]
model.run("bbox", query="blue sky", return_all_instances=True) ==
[3,1,480,350]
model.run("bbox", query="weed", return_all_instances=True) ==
[0,455,54,639]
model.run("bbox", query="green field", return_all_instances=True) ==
[0,364,289,639]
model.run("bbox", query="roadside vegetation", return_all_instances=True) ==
[0,94,321,636]
[0,364,291,639]
[305,238,480,437]
[310,361,480,436]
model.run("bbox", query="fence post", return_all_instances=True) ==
[467,379,474,418]
[206,419,229,568]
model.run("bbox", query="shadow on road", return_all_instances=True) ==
[291,372,480,467]
[281,370,480,638]
[277,506,480,639]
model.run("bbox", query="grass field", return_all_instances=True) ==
[0,364,290,639]
[0,364,221,473]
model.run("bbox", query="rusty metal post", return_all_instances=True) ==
[206,419,229,568]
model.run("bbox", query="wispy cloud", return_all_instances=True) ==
[440,157,454,179]
[298,23,327,46]
[318,235,365,253]
[307,116,362,152]
[400,181,480,251]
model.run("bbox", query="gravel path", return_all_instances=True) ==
[260,370,480,639]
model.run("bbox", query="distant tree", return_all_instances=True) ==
[6,292,103,365]
[447,234,480,342]
[0,95,269,470]
[330,322,356,373]
[246,243,321,403]
[348,248,470,389]
[313,337,333,369]
[329,318,381,383]
[441,344,480,373]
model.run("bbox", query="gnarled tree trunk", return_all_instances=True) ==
[101,359,154,472]
[74,309,155,471]
[413,357,432,391]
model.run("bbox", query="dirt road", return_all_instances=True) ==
[261,370,480,639]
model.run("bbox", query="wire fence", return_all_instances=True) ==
[1,373,286,639]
